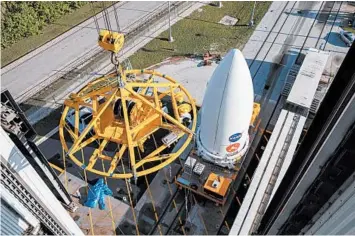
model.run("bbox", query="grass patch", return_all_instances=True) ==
[129,1,271,69]
[1,2,115,67]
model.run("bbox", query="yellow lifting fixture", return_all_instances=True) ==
[59,70,197,179]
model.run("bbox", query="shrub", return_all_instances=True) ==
[1,1,87,49]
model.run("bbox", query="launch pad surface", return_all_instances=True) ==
[59,172,129,235]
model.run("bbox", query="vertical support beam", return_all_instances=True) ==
[153,87,160,107]
[170,87,180,120]
[74,104,79,138]
[120,88,137,177]
[92,95,99,131]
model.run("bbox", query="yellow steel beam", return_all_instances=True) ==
[160,123,179,131]
[132,132,196,176]
[129,82,179,88]
[158,90,171,100]
[49,162,64,174]
[135,155,171,169]
[64,100,92,109]
[153,87,160,107]
[120,70,127,83]
[69,89,118,154]
[126,87,193,135]
[120,87,137,176]
[99,154,113,161]
[74,135,99,151]
[92,95,99,131]
[130,113,160,135]
[139,74,154,95]
[134,132,184,169]
[108,145,127,175]
[74,104,79,137]
[59,106,69,152]
[64,124,77,140]
[126,70,177,84]
[170,87,180,120]
[73,86,115,103]
[87,139,108,169]
[77,101,93,108]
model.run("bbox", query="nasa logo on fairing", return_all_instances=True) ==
[229,133,242,142]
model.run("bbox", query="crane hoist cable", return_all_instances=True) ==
[80,149,95,235]
[120,156,140,235]
[99,144,126,235]
[90,2,100,34]
[94,138,117,234]
[94,2,125,68]
[102,2,112,33]
[151,133,186,235]
[60,141,95,234]
[61,121,96,235]
[137,148,163,235]
[113,3,121,32]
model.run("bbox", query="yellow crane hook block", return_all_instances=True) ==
[98,30,124,54]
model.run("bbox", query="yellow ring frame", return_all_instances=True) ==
[59,69,197,179]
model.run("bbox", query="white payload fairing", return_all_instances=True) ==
[196,49,254,169]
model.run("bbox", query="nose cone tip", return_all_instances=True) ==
[231,48,245,59]
[221,48,247,69]
[230,48,241,54]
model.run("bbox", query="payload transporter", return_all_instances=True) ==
[176,49,260,205]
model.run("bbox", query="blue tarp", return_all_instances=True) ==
[84,178,113,210]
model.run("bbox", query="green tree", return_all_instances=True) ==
[1,1,88,49]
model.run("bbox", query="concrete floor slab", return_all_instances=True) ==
[59,172,129,235]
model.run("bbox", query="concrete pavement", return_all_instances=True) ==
[1,1,166,102]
